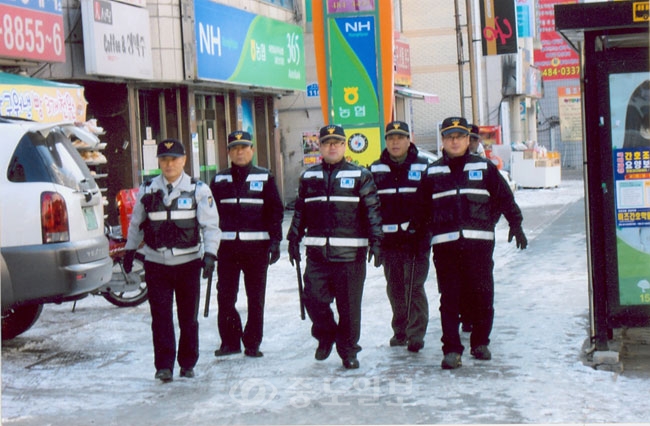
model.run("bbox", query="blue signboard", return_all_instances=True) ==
[0,0,61,14]
[193,0,305,90]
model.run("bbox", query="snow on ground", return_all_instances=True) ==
[3,177,650,425]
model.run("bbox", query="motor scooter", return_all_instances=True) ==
[94,188,148,307]
[68,189,147,312]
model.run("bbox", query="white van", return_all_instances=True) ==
[1,119,113,339]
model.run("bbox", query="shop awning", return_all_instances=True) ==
[395,86,440,104]
[0,73,87,123]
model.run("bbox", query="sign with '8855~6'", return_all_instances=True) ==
[0,0,65,63]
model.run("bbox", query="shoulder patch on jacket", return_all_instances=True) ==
[214,175,233,183]
[370,164,391,173]
[336,170,362,179]
[303,170,324,179]
[247,173,269,182]
[410,163,428,171]
[464,162,488,171]
[427,165,451,175]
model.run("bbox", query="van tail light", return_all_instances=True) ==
[41,192,70,243]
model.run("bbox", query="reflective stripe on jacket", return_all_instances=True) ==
[287,160,383,262]
[210,163,283,244]
[369,144,432,248]
[417,151,523,246]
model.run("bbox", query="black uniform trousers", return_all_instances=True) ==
[216,241,269,351]
[144,259,201,372]
[303,257,365,360]
[383,246,430,344]
[432,238,495,355]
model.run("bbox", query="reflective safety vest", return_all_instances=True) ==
[301,168,369,248]
[291,160,383,262]
[211,166,272,242]
[421,152,521,246]
[140,182,200,250]
[369,145,431,247]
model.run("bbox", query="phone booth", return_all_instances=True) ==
[556,1,650,351]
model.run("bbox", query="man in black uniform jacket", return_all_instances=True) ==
[210,130,284,358]
[287,124,383,369]
[369,120,433,352]
[413,117,528,370]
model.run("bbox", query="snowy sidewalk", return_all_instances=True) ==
[2,177,649,425]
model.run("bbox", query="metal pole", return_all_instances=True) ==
[454,0,466,117]
[465,0,479,122]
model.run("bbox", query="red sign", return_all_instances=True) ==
[0,5,65,62]
[394,33,411,86]
[533,0,579,81]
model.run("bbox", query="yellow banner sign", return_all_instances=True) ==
[0,73,87,123]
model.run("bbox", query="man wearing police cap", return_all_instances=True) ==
[287,124,383,369]
[468,124,487,158]
[370,120,433,353]
[123,138,221,382]
[209,130,283,358]
[411,116,527,370]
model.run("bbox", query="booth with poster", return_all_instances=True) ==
[556,1,650,351]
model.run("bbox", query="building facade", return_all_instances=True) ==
[1,0,303,224]
[0,0,587,220]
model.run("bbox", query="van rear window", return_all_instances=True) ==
[7,130,96,192]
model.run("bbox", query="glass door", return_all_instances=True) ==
[195,94,228,183]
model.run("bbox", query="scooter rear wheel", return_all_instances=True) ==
[103,253,148,307]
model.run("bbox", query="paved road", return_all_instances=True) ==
[2,178,648,425]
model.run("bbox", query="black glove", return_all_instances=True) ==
[288,240,301,266]
[268,241,281,265]
[123,250,136,274]
[202,253,217,278]
[508,226,528,250]
[367,244,383,268]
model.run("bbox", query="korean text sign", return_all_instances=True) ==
[0,0,65,62]
[194,0,305,91]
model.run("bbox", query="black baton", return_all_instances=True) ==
[295,260,306,320]
[203,271,213,318]
[406,254,416,322]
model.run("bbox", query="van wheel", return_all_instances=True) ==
[1,304,43,340]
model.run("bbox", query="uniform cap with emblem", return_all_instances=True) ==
[440,117,469,136]
[384,120,410,138]
[157,138,186,157]
[319,124,346,143]
[468,124,480,139]
[227,130,253,149]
